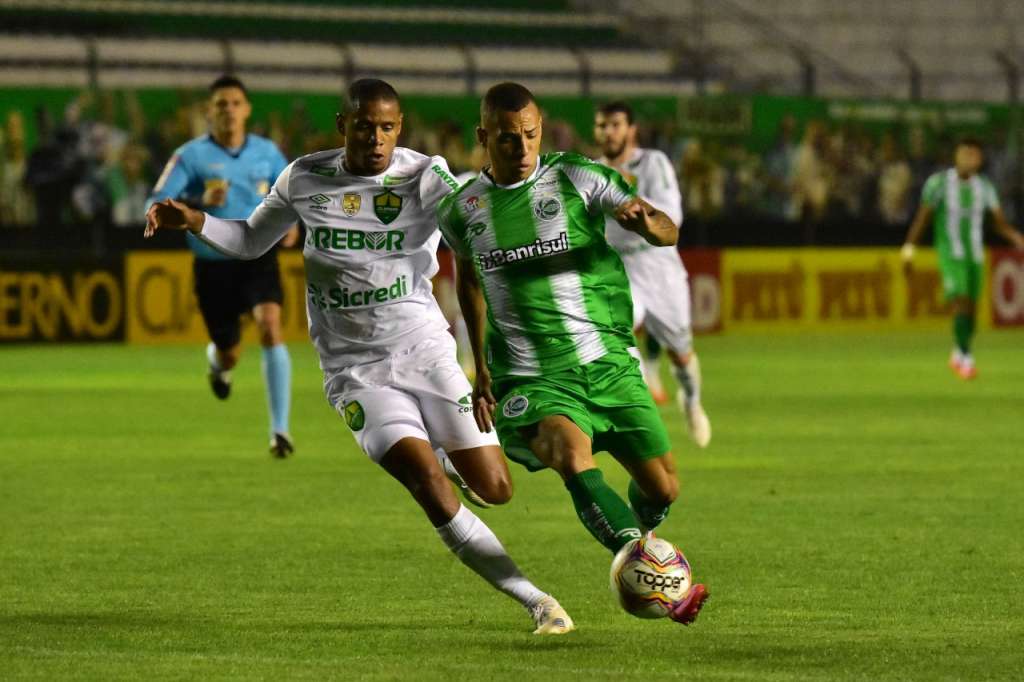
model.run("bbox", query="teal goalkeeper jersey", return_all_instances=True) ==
[922,168,1000,264]
[438,152,638,378]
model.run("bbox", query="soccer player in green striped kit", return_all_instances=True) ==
[439,82,708,625]
[902,138,1024,379]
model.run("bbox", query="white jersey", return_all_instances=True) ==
[602,147,684,258]
[197,146,460,370]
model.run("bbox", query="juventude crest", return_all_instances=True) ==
[342,193,361,217]
[373,190,403,225]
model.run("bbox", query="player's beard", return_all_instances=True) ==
[604,139,627,161]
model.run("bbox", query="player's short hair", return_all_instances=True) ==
[480,82,537,121]
[209,75,248,97]
[956,136,984,151]
[342,78,400,115]
[597,100,635,125]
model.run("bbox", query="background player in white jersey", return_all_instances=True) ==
[145,79,572,635]
[594,102,711,448]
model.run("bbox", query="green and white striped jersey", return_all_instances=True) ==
[922,168,1000,264]
[438,152,638,378]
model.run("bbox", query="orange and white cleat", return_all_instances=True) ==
[956,356,977,380]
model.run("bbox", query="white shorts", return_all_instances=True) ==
[621,247,693,355]
[323,331,499,463]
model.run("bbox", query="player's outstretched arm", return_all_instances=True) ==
[990,207,1024,249]
[614,198,678,247]
[145,197,205,237]
[454,256,496,433]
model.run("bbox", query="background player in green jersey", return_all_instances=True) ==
[902,138,1024,379]
[439,82,708,625]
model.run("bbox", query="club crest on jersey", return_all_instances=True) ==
[344,400,365,431]
[464,195,488,212]
[502,395,529,418]
[342,193,361,217]
[373,190,403,224]
[533,196,562,221]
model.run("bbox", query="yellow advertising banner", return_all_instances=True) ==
[125,251,309,344]
[720,248,991,332]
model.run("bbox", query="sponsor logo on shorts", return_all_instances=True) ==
[533,196,562,221]
[458,393,473,414]
[502,394,529,418]
[476,232,569,272]
[343,400,365,431]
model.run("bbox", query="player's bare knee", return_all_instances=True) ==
[477,471,514,505]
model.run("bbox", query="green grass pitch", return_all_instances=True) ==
[2,332,1022,680]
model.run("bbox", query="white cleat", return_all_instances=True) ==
[440,453,493,509]
[529,595,575,635]
[680,391,712,448]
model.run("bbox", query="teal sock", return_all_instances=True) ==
[565,469,641,553]
[261,344,291,435]
[953,314,973,354]
[628,479,671,531]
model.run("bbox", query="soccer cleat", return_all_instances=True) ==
[680,392,712,448]
[208,369,232,400]
[956,356,977,381]
[269,432,294,458]
[440,454,492,509]
[529,595,575,635]
[669,583,709,626]
[948,349,963,373]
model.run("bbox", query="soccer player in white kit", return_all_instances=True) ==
[594,102,711,448]
[145,78,573,635]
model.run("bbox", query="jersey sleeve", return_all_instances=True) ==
[146,146,193,208]
[200,162,300,258]
[420,156,461,211]
[921,173,945,209]
[437,193,470,260]
[642,150,683,226]
[560,154,637,216]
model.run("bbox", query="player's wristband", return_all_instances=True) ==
[900,243,915,262]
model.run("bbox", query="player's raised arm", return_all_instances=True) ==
[613,197,678,247]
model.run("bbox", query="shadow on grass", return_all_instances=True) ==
[0,612,191,628]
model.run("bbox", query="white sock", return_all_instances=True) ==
[436,505,546,610]
[206,342,224,373]
[639,353,665,393]
[674,353,702,405]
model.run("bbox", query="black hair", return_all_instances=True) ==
[956,136,984,151]
[480,82,536,121]
[342,78,400,114]
[597,100,635,125]
[209,75,248,97]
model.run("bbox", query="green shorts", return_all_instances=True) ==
[938,254,982,301]
[492,352,671,472]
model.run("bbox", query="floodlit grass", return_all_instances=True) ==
[2,331,1022,680]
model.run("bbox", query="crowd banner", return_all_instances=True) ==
[124,250,309,344]
[679,249,723,333]
[718,248,992,332]
[0,259,124,342]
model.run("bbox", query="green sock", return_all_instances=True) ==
[953,314,973,354]
[565,469,641,553]
[628,479,671,531]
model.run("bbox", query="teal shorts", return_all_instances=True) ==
[492,352,672,472]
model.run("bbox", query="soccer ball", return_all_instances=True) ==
[609,534,692,619]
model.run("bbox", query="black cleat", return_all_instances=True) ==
[269,432,294,458]
[208,370,232,400]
